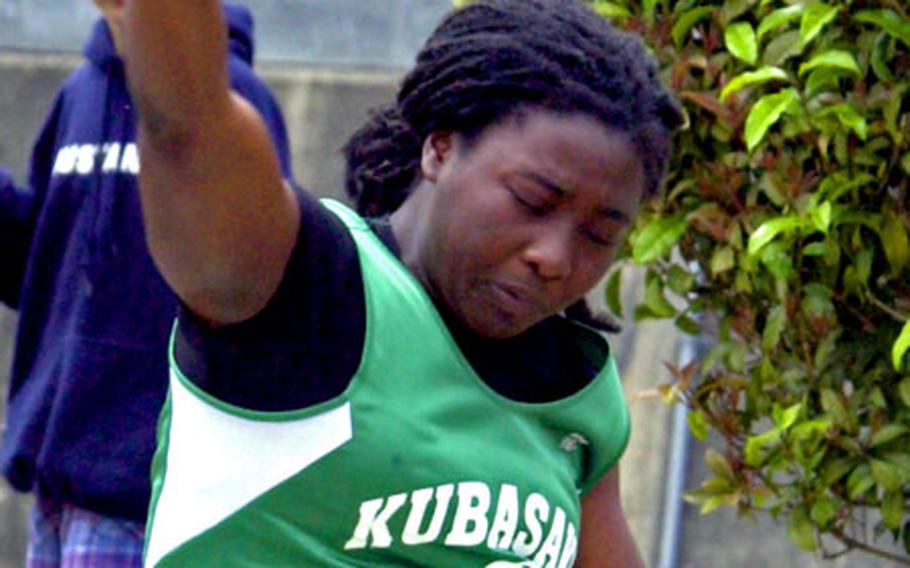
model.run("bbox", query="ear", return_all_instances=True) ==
[420,131,455,183]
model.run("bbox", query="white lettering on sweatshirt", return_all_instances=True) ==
[52,143,140,176]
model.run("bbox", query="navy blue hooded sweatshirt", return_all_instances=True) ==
[0,5,291,522]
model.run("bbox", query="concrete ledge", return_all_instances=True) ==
[0,53,401,199]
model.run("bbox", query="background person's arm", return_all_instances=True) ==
[123,0,298,324]
[0,86,64,309]
[0,166,35,308]
[578,466,645,567]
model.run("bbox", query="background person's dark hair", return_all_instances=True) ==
[344,0,683,332]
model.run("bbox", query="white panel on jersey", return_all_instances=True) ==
[145,372,353,567]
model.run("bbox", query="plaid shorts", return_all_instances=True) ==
[26,496,145,568]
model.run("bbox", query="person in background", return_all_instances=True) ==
[126,0,682,565]
[0,1,291,565]
[0,166,31,305]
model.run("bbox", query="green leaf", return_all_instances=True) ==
[727,341,747,373]
[791,418,831,442]
[720,66,789,101]
[871,459,906,492]
[605,269,624,318]
[642,0,658,25]
[855,9,910,48]
[666,264,695,295]
[800,282,836,318]
[799,50,861,76]
[810,201,833,233]
[820,388,849,427]
[744,88,799,151]
[773,403,801,429]
[835,211,881,232]
[870,32,895,82]
[802,242,828,256]
[810,496,839,527]
[788,508,817,551]
[882,491,904,530]
[815,104,868,140]
[700,494,738,515]
[672,6,715,47]
[899,377,910,408]
[833,132,847,164]
[761,30,803,66]
[757,5,804,41]
[761,243,793,280]
[685,477,734,500]
[801,289,835,323]
[671,0,699,17]
[881,452,910,476]
[720,0,757,26]
[642,276,676,319]
[704,341,730,375]
[813,329,840,371]
[688,409,710,441]
[855,247,875,284]
[762,304,787,352]
[631,213,689,263]
[893,320,910,372]
[847,463,875,500]
[804,69,844,100]
[799,3,841,47]
[747,215,806,256]
[710,246,736,275]
[758,172,789,206]
[870,424,909,448]
[817,171,875,203]
[843,248,875,295]
[675,314,702,335]
[706,447,736,481]
[725,22,758,65]
[822,458,854,485]
[592,1,631,19]
[884,85,909,143]
[803,282,833,299]
[745,429,781,466]
[882,208,910,276]
[869,386,887,410]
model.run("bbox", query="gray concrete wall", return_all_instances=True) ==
[0,0,451,67]
[0,53,398,197]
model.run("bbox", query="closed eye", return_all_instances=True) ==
[509,187,551,215]
[584,230,616,247]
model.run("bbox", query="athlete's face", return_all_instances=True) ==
[403,110,646,339]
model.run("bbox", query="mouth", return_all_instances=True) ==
[487,280,542,317]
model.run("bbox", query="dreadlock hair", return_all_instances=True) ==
[344,0,683,333]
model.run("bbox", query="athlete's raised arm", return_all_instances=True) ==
[122,0,298,324]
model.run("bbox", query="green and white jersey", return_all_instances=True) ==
[144,199,631,567]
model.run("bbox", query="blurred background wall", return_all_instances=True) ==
[0,1,898,566]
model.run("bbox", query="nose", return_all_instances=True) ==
[522,227,574,280]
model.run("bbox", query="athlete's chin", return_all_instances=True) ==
[461,309,542,340]
[452,286,546,339]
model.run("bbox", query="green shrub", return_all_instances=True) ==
[597,0,910,562]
